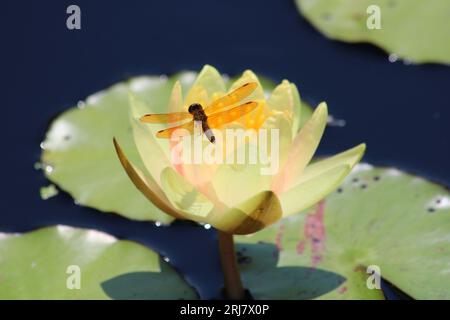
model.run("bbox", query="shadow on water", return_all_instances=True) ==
[101,258,198,300]
[101,240,345,300]
[236,242,345,300]
[381,278,413,300]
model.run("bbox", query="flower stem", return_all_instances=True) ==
[218,231,246,300]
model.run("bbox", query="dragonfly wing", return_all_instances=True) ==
[156,121,194,139]
[204,82,257,116]
[140,112,191,123]
[207,101,258,128]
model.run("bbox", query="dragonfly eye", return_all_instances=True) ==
[188,103,202,114]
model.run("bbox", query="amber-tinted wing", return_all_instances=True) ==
[204,82,257,116]
[156,121,195,139]
[207,101,258,128]
[140,112,191,123]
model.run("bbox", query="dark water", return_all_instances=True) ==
[3,0,449,299]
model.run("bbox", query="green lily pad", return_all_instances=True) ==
[295,0,450,64]
[40,77,173,222]
[40,71,312,222]
[0,226,197,299]
[237,165,450,299]
[40,184,59,200]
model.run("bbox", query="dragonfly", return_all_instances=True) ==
[139,82,259,143]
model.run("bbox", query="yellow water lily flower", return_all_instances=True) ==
[114,65,365,235]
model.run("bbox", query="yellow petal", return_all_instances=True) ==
[234,99,270,130]
[225,71,267,129]
[280,164,351,217]
[266,81,304,136]
[262,111,293,167]
[272,102,328,193]
[129,93,172,186]
[179,161,219,191]
[212,156,272,208]
[160,167,215,220]
[113,138,183,219]
[267,80,300,136]
[196,65,227,96]
[289,83,303,135]
[297,144,366,186]
[185,85,209,108]
[228,70,265,101]
[211,191,282,235]
[268,80,293,113]
[185,65,226,106]
[167,81,184,113]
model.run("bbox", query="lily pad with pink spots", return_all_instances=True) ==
[237,165,450,299]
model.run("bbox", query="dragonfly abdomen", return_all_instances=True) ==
[202,121,215,143]
[189,104,215,143]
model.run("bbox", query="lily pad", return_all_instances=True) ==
[40,71,312,222]
[237,164,450,299]
[0,226,197,299]
[40,184,59,200]
[295,0,450,64]
[41,78,173,222]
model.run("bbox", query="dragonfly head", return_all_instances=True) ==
[188,103,202,114]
